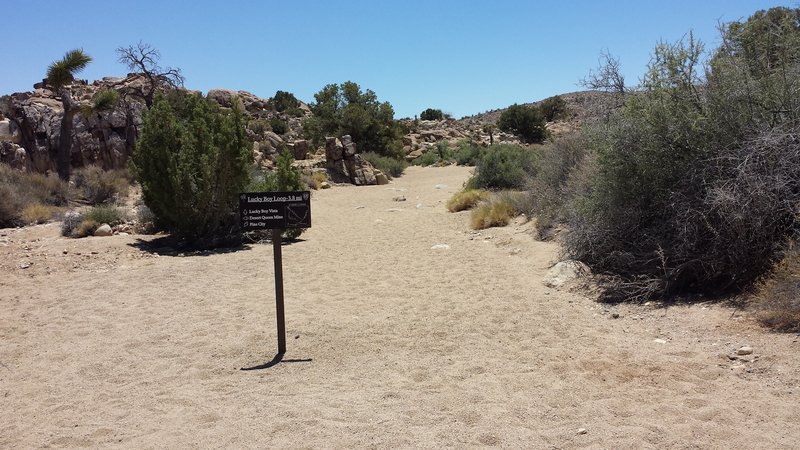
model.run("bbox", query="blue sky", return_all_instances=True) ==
[2,1,794,118]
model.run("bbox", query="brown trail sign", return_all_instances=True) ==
[239,191,311,354]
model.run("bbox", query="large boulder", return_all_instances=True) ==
[292,139,310,160]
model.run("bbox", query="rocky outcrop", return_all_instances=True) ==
[1,75,316,175]
[325,135,387,186]
[0,76,148,174]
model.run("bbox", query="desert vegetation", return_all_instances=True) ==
[303,81,404,159]
[131,91,251,246]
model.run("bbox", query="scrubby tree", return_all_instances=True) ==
[498,104,548,143]
[581,50,627,95]
[539,95,568,122]
[131,91,250,245]
[116,41,184,108]
[272,90,300,113]
[420,108,444,121]
[304,81,403,159]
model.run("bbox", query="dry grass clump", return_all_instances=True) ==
[21,204,60,225]
[470,193,520,229]
[72,166,132,204]
[72,219,100,238]
[753,249,800,332]
[302,171,329,190]
[0,165,69,227]
[447,189,489,212]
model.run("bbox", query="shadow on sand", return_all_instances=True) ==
[240,353,313,371]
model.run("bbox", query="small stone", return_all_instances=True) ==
[611,313,620,319]
[434,184,448,189]
[62,250,68,255]
[577,428,588,435]
[653,338,668,344]
[320,181,331,189]
[19,262,31,269]
[431,244,450,250]
[737,346,754,355]
[355,205,365,209]
[392,196,406,202]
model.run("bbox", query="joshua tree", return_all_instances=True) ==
[482,123,496,145]
[47,49,92,181]
[116,41,184,108]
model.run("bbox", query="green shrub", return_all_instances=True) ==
[72,166,131,205]
[273,90,299,112]
[248,118,270,136]
[446,189,490,212]
[540,95,569,122]
[361,152,407,178]
[420,108,444,121]
[452,141,484,166]
[131,91,251,246]
[84,205,125,226]
[270,117,289,135]
[411,150,440,166]
[498,104,548,143]
[467,144,538,190]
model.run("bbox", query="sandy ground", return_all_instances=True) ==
[1,165,799,449]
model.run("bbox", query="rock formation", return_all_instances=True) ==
[325,135,387,186]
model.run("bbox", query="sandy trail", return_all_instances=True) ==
[1,165,799,448]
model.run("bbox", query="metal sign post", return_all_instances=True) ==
[271,228,286,354]
[239,191,311,355]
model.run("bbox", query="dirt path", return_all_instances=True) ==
[1,165,799,448]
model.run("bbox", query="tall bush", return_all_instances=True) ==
[420,108,444,121]
[565,8,800,301]
[468,144,538,190]
[131,91,250,245]
[498,104,548,143]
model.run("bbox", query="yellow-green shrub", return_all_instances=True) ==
[446,189,489,212]
[21,204,58,224]
[470,196,518,229]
